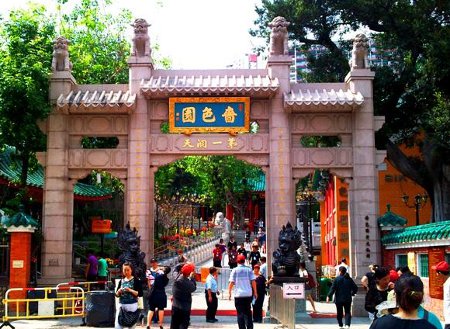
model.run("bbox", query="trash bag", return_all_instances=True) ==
[85,291,115,327]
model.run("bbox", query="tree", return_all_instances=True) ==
[0,0,167,208]
[155,156,264,222]
[57,0,132,84]
[253,0,450,221]
[0,5,55,204]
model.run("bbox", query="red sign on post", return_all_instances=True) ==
[428,247,445,299]
[91,219,112,234]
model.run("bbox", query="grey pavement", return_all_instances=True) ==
[3,302,372,329]
[2,257,372,329]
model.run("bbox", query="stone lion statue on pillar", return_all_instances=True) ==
[51,36,72,72]
[349,33,369,71]
[268,16,290,56]
[131,18,151,57]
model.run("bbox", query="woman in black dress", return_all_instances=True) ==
[147,266,170,329]
[252,264,266,323]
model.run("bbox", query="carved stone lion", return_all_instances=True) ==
[268,16,290,56]
[131,18,151,57]
[350,33,369,70]
[51,36,72,72]
[272,222,302,277]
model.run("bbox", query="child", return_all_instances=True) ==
[228,245,238,269]
[212,244,223,268]
[249,244,261,269]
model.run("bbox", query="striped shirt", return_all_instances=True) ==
[229,264,255,297]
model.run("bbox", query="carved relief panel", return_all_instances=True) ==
[69,149,128,169]
[291,113,352,134]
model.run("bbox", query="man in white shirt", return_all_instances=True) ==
[335,258,350,276]
[432,260,449,329]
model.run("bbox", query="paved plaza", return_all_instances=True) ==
[5,264,372,329]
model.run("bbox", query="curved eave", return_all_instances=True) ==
[284,90,364,112]
[383,238,450,250]
[56,90,136,114]
[141,75,279,99]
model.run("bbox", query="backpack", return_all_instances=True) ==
[307,272,317,288]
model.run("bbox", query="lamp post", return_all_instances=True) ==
[401,193,428,226]
[296,190,318,250]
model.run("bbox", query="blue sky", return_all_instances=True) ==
[0,0,265,69]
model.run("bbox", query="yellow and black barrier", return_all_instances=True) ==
[1,286,85,325]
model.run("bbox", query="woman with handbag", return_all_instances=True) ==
[115,262,143,329]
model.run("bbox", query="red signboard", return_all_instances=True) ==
[91,219,112,234]
[428,247,445,299]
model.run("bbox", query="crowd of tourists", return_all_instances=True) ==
[324,259,448,329]
[85,236,448,329]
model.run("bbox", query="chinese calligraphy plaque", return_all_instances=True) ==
[169,97,250,134]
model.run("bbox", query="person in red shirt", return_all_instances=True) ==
[213,244,223,268]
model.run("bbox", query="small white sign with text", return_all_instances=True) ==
[282,282,305,299]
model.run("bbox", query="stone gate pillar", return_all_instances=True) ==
[40,68,76,285]
[266,17,295,267]
[126,19,154,260]
[346,49,378,316]
[346,67,378,278]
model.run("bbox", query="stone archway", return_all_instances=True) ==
[40,17,384,286]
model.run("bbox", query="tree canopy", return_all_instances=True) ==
[0,0,158,207]
[0,4,54,200]
[253,0,450,221]
[155,156,264,221]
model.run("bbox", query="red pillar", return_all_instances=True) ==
[8,230,33,311]
[225,204,234,227]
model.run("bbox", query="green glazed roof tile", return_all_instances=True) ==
[0,147,111,198]
[246,171,265,192]
[377,204,407,227]
[382,221,450,245]
[1,204,39,228]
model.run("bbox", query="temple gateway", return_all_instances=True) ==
[41,17,384,295]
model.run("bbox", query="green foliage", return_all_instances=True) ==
[427,92,450,149]
[300,136,341,148]
[155,156,264,217]
[0,5,55,197]
[81,136,119,149]
[254,0,450,220]
[57,0,132,84]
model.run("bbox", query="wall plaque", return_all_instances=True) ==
[169,97,250,134]
[12,260,24,268]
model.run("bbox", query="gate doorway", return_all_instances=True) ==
[41,17,383,286]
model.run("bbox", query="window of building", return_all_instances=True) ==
[396,254,408,268]
[445,253,450,265]
[418,254,429,278]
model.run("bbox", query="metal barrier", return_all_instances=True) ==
[269,284,296,329]
[1,286,85,325]
[216,267,232,299]
[56,280,111,293]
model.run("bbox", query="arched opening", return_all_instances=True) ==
[72,170,124,278]
[153,155,265,258]
[295,169,353,278]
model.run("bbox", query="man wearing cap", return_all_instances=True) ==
[433,260,450,329]
[228,254,257,329]
[171,262,197,329]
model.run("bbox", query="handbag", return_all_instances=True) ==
[137,296,144,310]
[118,307,140,327]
